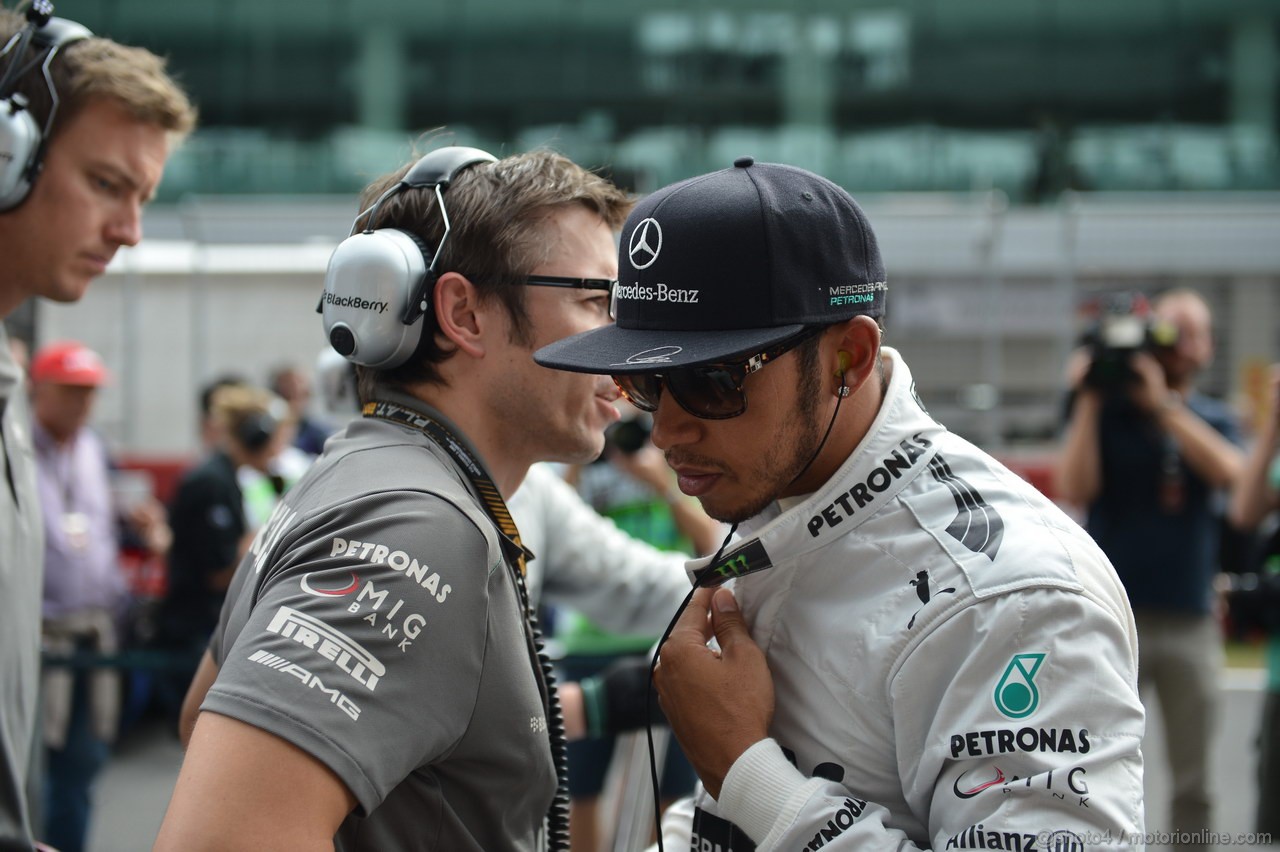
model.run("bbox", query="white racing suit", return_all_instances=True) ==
[660,349,1146,851]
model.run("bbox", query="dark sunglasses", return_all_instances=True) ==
[612,326,824,420]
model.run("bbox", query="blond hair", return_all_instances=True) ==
[209,384,290,452]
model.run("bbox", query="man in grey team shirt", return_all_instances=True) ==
[156,149,631,851]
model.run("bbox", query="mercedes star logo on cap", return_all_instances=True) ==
[628,218,662,270]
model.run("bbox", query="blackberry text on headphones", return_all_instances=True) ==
[323,291,389,314]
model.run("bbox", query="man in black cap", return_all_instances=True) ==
[535,158,1147,849]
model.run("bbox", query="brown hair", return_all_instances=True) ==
[356,148,631,400]
[0,8,196,143]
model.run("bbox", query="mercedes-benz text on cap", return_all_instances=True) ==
[534,156,886,375]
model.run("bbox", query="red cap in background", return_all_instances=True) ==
[30,341,110,386]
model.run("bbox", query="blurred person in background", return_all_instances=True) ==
[0,4,194,846]
[1055,287,1243,847]
[269,362,334,457]
[30,341,169,852]
[313,347,362,435]
[556,409,719,852]
[1227,364,1280,839]
[153,383,291,726]
[243,370,313,530]
[574,409,722,556]
[236,431,307,530]
[192,373,308,557]
[195,373,248,451]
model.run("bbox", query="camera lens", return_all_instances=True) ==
[605,419,650,454]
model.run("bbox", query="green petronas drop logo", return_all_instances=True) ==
[994,653,1046,719]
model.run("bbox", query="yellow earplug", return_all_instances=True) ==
[836,350,852,376]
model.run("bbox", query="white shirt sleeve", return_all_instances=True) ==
[511,464,693,634]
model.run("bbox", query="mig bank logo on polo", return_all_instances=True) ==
[994,653,1046,719]
[628,218,662,269]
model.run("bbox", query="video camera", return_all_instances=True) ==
[1078,291,1179,391]
[602,416,652,456]
[1224,526,1280,638]
[1224,571,1280,636]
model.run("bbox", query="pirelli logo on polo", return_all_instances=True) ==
[266,606,386,691]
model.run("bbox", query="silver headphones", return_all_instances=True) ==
[0,1,92,211]
[319,146,498,369]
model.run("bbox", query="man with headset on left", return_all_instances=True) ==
[0,3,195,848]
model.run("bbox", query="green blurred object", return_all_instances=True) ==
[1225,638,1268,670]
[66,0,1280,200]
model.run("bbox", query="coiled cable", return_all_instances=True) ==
[514,567,571,852]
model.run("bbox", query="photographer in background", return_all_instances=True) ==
[1054,287,1243,847]
[574,409,722,557]
[1227,363,1280,837]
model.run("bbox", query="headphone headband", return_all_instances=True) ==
[403,146,495,191]
[351,145,496,236]
[29,15,92,52]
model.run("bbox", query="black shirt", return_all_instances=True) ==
[160,450,245,645]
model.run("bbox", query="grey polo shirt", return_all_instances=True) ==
[205,396,555,851]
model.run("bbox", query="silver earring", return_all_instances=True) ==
[837,385,851,398]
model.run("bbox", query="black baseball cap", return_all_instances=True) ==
[534,156,886,375]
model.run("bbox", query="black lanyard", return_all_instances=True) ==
[362,399,533,575]
[363,398,570,850]
[361,398,551,706]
